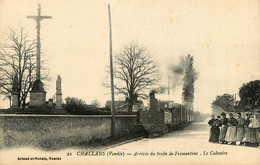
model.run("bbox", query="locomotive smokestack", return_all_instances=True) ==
[149,90,156,103]
[149,90,158,110]
[150,90,156,97]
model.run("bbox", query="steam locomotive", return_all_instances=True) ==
[139,91,194,137]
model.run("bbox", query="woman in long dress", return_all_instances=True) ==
[236,112,246,145]
[225,113,238,145]
[243,114,251,146]
[208,115,220,143]
[243,114,260,147]
[219,112,228,144]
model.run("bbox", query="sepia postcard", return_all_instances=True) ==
[0,0,259,165]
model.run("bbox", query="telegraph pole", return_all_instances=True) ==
[108,4,117,138]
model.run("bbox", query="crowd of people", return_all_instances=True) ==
[208,112,260,147]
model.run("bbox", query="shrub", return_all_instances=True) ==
[63,97,88,113]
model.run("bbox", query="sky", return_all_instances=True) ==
[0,0,259,113]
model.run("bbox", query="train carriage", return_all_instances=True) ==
[139,91,195,137]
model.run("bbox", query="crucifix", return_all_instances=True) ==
[27,4,52,81]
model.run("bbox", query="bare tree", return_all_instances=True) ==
[0,27,49,108]
[114,42,158,113]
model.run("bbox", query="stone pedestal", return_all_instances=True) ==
[30,80,46,107]
[11,92,19,108]
[55,93,62,108]
[30,91,46,106]
[54,93,66,113]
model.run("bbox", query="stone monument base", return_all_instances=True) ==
[56,93,62,107]
[30,91,46,106]
[11,92,19,108]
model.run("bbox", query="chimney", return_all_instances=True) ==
[149,91,156,104]
[149,90,155,98]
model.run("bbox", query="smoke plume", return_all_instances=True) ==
[182,54,198,103]
[168,56,186,90]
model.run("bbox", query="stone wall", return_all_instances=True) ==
[116,115,144,137]
[0,114,143,150]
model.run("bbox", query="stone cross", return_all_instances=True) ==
[28,4,50,107]
[27,4,52,80]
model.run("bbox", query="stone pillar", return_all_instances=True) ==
[55,75,62,108]
[11,74,19,108]
[56,94,62,107]
[11,92,19,108]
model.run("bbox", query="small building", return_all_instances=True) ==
[105,98,144,112]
